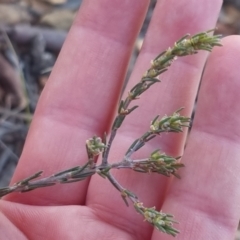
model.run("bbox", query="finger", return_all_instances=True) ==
[154,36,240,239]
[6,0,150,205]
[120,0,222,155]
[86,0,222,238]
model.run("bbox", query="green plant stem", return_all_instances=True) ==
[102,128,117,165]
[0,152,182,198]
[0,30,222,237]
[102,97,133,165]
[0,163,95,197]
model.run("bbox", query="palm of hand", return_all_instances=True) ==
[1,1,240,240]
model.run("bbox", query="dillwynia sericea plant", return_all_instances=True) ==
[0,30,221,237]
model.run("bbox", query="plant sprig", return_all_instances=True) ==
[0,30,221,237]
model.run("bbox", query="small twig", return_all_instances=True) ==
[0,140,19,163]
[0,163,95,197]
[0,107,32,122]
[102,129,117,165]
[0,30,222,237]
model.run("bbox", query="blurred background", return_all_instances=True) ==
[0,0,240,238]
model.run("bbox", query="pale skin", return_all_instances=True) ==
[0,0,240,239]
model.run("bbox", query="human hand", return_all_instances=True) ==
[1,0,240,239]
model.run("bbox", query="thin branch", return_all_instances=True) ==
[0,30,222,237]
[0,163,95,197]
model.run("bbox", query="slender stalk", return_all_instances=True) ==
[0,30,222,237]
[101,128,117,165]
[0,163,95,197]
[102,97,133,165]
